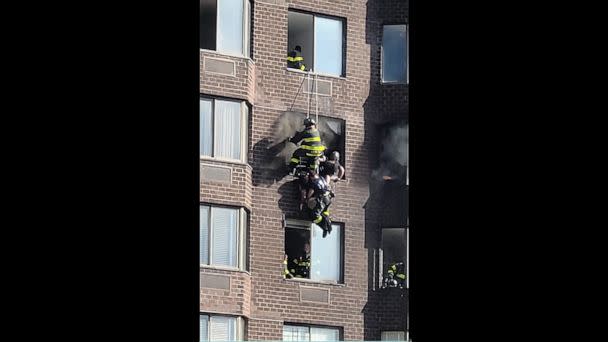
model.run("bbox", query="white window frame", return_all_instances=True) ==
[200,97,249,164]
[381,24,408,85]
[284,218,343,284]
[200,0,251,58]
[200,204,248,271]
[200,314,245,341]
[286,10,346,77]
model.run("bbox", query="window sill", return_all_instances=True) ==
[200,264,251,276]
[200,49,254,64]
[286,68,346,81]
[200,156,251,168]
[381,81,409,86]
[284,277,345,287]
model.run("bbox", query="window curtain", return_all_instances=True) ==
[283,325,310,342]
[217,0,244,55]
[214,100,242,160]
[211,207,238,267]
[311,223,341,282]
[310,327,339,341]
[200,206,209,264]
[210,316,236,341]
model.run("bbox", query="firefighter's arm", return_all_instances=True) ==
[289,131,304,144]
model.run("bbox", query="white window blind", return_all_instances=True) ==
[200,206,210,264]
[217,0,244,55]
[200,315,209,341]
[310,327,340,341]
[210,316,237,341]
[200,99,213,157]
[214,99,242,160]
[283,325,310,341]
[211,207,238,267]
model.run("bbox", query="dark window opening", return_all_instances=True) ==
[290,112,346,172]
[200,0,217,50]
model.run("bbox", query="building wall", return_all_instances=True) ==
[201,0,408,340]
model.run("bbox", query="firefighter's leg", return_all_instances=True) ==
[289,149,305,171]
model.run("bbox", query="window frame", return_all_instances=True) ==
[283,323,343,341]
[200,95,249,164]
[287,8,347,77]
[200,0,252,58]
[380,226,407,285]
[200,313,245,341]
[200,203,249,271]
[381,24,408,85]
[284,218,345,284]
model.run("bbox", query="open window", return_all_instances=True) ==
[287,10,346,76]
[380,227,407,288]
[288,112,346,170]
[200,0,251,57]
[284,219,343,283]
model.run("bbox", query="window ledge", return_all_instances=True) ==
[286,68,346,81]
[284,277,345,287]
[200,156,251,169]
[200,49,254,64]
[200,264,251,276]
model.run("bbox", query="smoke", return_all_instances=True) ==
[267,111,339,166]
[371,124,408,182]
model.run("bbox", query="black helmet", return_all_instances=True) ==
[329,151,340,161]
[303,118,316,127]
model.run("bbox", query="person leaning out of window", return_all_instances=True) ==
[287,45,306,71]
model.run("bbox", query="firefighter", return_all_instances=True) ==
[320,151,345,185]
[307,170,333,237]
[288,118,326,209]
[383,261,406,288]
[283,243,311,279]
[287,45,306,71]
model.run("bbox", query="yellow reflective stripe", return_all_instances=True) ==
[313,216,323,223]
[397,274,406,279]
[294,57,304,61]
[300,65,306,71]
[286,56,295,61]
[306,152,322,157]
[290,158,300,163]
[301,145,326,151]
[322,211,330,216]
[303,136,321,142]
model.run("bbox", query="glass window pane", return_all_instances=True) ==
[310,327,339,341]
[214,100,242,160]
[211,207,238,267]
[381,331,406,341]
[200,99,213,156]
[382,25,407,82]
[200,315,209,342]
[210,316,236,341]
[217,0,244,55]
[283,325,310,341]
[314,16,343,76]
[200,206,209,264]
[310,223,341,282]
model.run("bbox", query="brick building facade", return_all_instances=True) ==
[200,0,408,340]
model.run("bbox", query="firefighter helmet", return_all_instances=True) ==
[303,118,316,127]
[329,151,340,161]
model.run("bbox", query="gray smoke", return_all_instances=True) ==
[267,111,338,166]
[371,124,408,181]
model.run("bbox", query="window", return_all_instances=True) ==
[200,205,248,269]
[288,10,346,76]
[200,97,249,163]
[286,112,346,169]
[284,219,343,283]
[382,25,408,84]
[200,0,251,57]
[381,227,406,270]
[381,331,406,341]
[283,324,341,341]
[200,314,245,341]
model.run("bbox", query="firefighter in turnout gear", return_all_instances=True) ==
[288,117,326,210]
[287,45,306,71]
[307,170,333,238]
[283,243,311,279]
[382,261,406,289]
